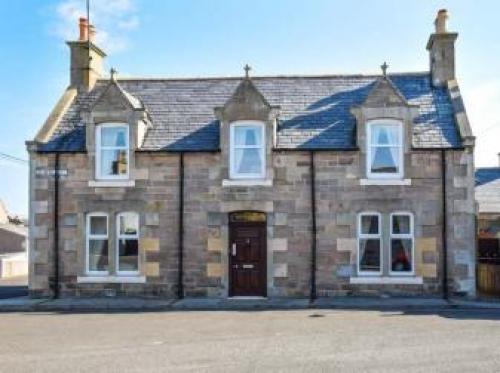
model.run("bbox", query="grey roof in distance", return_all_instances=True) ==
[476,167,500,213]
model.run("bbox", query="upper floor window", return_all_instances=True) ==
[367,120,403,179]
[96,123,129,180]
[229,121,265,179]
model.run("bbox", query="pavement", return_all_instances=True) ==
[1,307,500,372]
[0,295,499,312]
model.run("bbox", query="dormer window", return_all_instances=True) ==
[229,121,265,179]
[367,120,403,179]
[96,123,129,180]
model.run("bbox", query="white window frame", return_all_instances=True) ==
[366,119,404,180]
[95,123,130,180]
[389,212,415,276]
[229,121,266,180]
[357,212,383,276]
[116,212,140,276]
[86,212,109,276]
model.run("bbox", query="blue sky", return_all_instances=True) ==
[0,0,499,216]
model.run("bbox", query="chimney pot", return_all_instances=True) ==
[79,17,89,41]
[435,9,449,34]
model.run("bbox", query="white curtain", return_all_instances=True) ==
[101,127,126,147]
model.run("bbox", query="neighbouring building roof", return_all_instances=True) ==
[476,167,500,214]
[0,200,8,224]
[39,72,462,152]
[0,224,27,255]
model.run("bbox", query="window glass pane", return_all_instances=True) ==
[392,215,411,234]
[90,216,107,235]
[234,126,261,146]
[359,239,380,272]
[101,127,127,147]
[89,239,108,272]
[119,214,138,236]
[100,150,128,176]
[118,239,139,272]
[234,148,262,174]
[391,239,413,272]
[371,125,399,145]
[361,215,379,234]
[371,146,398,174]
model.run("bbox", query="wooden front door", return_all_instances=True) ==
[229,217,267,297]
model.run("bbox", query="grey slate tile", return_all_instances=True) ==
[39,73,462,152]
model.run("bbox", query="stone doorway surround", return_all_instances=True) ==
[206,201,289,298]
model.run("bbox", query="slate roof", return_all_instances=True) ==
[476,168,500,213]
[39,73,462,152]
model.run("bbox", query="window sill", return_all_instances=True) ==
[88,180,135,188]
[222,179,273,187]
[349,276,423,285]
[359,179,411,186]
[77,275,146,284]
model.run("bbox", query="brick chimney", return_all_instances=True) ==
[67,17,106,92]
[426,9,458,87]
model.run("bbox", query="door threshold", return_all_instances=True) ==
[228,296,267,300]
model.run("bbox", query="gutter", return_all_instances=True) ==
[177,152,185,299]
[309,151,317,303]
[441,149,448,300]
[53,153,60,299]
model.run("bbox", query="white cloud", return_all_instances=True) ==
[461,80,500,167]
[52,0,139,54]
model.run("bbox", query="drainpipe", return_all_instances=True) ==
[177,152,184,299]
[310,151,317,303]
[441,149,448,300]
[53,153,60,299]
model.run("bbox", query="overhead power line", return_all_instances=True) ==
[0,152,29,165]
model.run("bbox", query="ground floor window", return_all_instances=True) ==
[117,212,139,274]
[358,213,382,275]
[390,213,414,275]
[86,212,140,276]
[357,212,414,276]
[86,213,109,274]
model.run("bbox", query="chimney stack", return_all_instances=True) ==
[426,9,458,87]
[67,17,106,92]
[79,17,88,41]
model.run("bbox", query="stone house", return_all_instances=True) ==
[26,10,476,299]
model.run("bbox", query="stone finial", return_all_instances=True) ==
[110,67,118,81]
[244,64,252,79]
[381,62,389,77]
[435,9,449,34]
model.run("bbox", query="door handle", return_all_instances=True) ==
[242,264,254,269]
[233,264,238,269]
[232,243,236,256]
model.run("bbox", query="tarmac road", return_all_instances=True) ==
[0,307,500,372]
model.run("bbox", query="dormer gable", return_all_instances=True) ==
[91,73,144,113]
[215,66,280,184]
[215,76,277,122]
[362,75,411,108]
